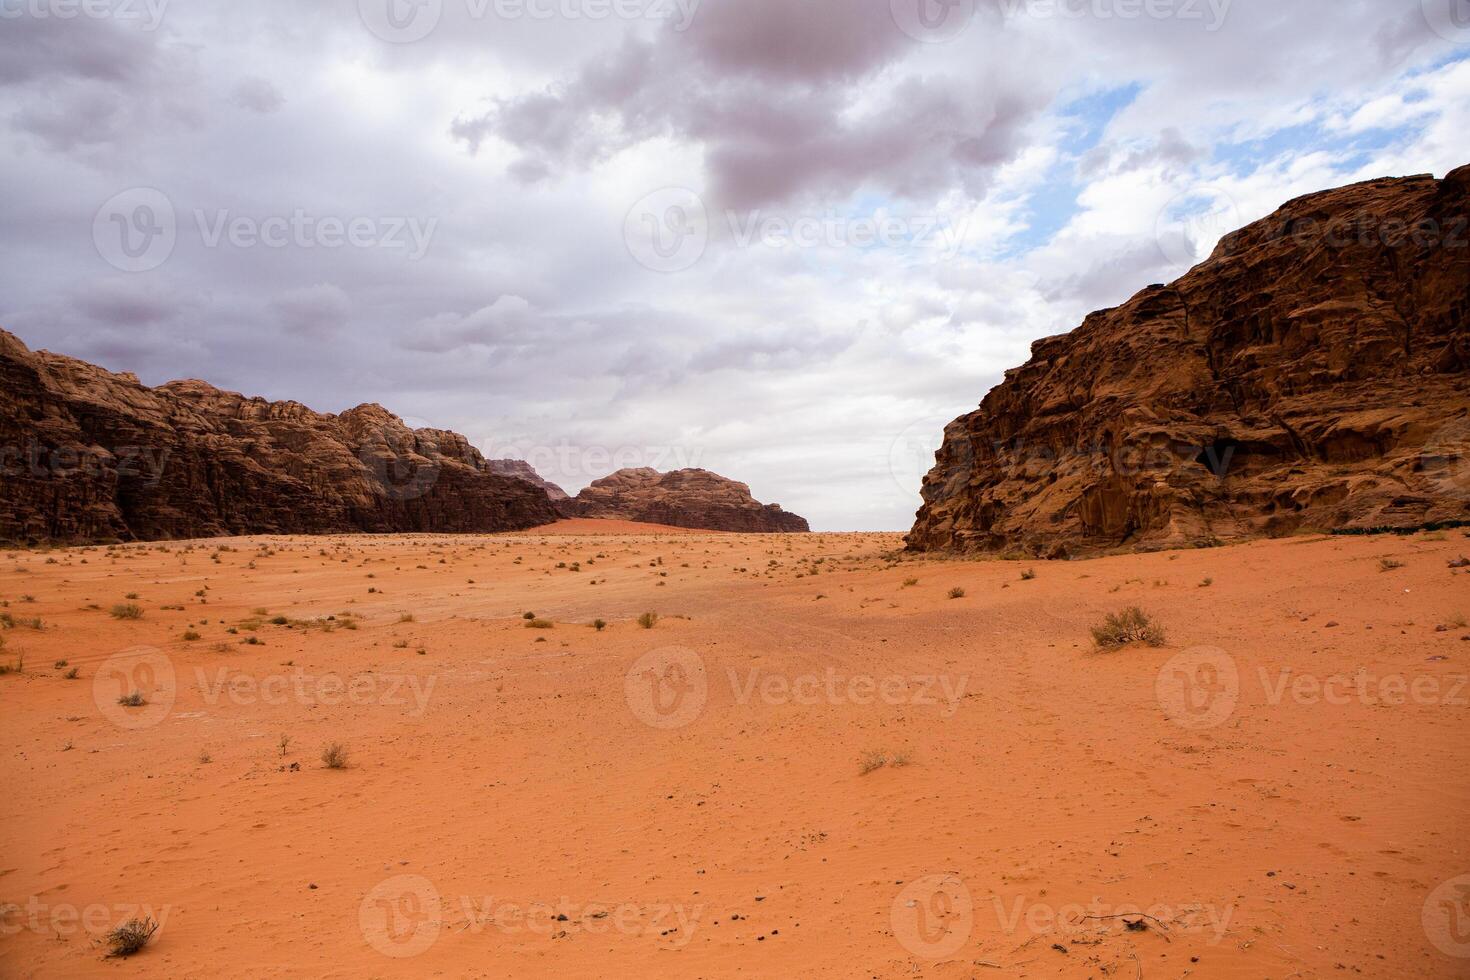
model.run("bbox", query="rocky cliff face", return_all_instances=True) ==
[565,468,810,532]
[909,165,1470,558]
[486,459,570,501]
[0,330,561,543]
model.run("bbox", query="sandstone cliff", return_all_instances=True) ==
[564,468,810,533]
[908,165,1470,557]
[0,330,560,543]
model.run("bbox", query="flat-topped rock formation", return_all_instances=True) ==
[563,467,810,533]
[0,330,560,543]
[908,165,1470,557]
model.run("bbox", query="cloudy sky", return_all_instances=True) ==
[1,0,1467,530]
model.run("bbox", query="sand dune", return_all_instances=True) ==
[2,528,1468,977]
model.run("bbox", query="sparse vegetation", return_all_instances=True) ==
[638,612,659,629]
[182,630,201,641]
[1379,558,1405,572]
[1020,569,1037,581]
[860,751,889,775]
[1091,607,1166,651]
[110,603,143,620]
[593,619,607,631]
[117,691,147,707]
[524,618,554,629]
[104,917,159,958]
[321,742,349,769]
[948,587,966,600]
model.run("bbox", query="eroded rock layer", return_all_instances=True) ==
[909,165,1470,557]
[0,330,561,543]
[486,459,570,501]
[563,468,810,533]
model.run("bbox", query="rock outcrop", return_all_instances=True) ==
[909,165,1470,557]
[0,330,561,543]
[564,468,810,532]
[486,458,570,501]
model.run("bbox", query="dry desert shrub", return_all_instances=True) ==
[524,619,554,630]
[1091,607,1166,651]
[110,603,143,620]
[104,917,159,958]
[321,742,349,769]
[948,587,966,599]
[638,612,659,629]
[860,751,888,775]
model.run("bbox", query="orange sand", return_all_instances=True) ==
[2,526,1468,977]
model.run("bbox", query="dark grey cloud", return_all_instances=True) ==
[270,283,351,336]
[0,14,156,85]
[455,0,1054,209]
[231,76,285,113]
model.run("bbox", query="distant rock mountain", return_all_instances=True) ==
[909,165,1470,558]
[563,467,810,533]
[486,458,570,501]
[0,329,560,543]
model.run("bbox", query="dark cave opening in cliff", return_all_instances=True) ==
[1195,439,1247,479]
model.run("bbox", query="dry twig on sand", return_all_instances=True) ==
[1077,911,1173,942]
